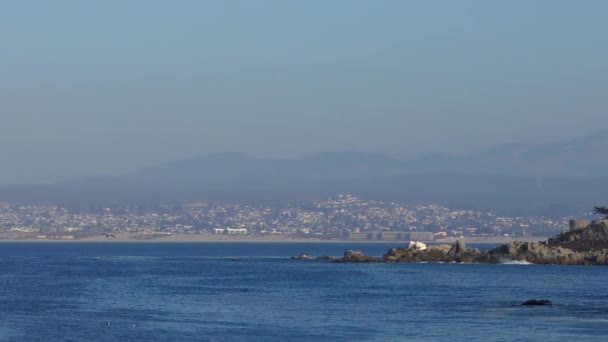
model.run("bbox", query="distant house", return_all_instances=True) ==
[227,228,248,235]
[213,228,225,234]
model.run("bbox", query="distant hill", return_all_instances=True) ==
[121,150,406,185]
[403,130,608,178]
[1,131,607,215]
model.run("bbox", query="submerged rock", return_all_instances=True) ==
[290,253,337,261]
[290,253,316,260]
[522,299,552,306]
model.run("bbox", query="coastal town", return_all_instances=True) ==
[0,195,588,241]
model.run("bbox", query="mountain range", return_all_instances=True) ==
[1,131,607,215]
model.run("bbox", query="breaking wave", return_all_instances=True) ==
[499,258,533,265]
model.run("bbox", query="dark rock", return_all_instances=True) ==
[380,242,487,263]
[421,245,452,262]
[454,239,467,255]
[386,247,408,259]
[522,299,552,306]
[290,253,337,261]
[333,249,381,262]
[489,241,584,265]
[290,253,315,260]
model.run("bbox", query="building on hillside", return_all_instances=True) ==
[227,228,248,235]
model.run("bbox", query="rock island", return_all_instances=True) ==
[333,219,608,265]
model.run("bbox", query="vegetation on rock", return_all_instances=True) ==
[594,206,608,219]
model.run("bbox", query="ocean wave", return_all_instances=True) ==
[499,259,533,265]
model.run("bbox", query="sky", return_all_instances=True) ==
[1,0,607,185]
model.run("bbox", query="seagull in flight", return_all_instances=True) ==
[102,233,116,238]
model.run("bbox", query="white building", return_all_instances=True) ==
[227,228,248,235]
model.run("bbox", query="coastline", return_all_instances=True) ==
[0,234,548,244]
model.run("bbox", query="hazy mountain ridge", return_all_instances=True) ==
[403,130,608,178]
[1,131,607,215]
[69,130,608,184]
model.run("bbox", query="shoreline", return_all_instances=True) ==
[0,234,547,244]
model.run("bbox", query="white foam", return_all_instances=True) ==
[499,259,533,265]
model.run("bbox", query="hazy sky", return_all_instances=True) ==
[1,0,607,185]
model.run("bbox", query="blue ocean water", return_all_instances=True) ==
[1,242,608,342]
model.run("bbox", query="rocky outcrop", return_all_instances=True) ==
[380,242,489,263]
[329,220,608,265]
[485,218,608,265]
[487,241,587,265]
[547,219,608,252]
[332,249,382,262]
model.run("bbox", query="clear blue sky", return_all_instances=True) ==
[1,0,607,185]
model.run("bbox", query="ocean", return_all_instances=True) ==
[1,242,607,341]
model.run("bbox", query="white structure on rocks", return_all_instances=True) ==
[408,241,427,251]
